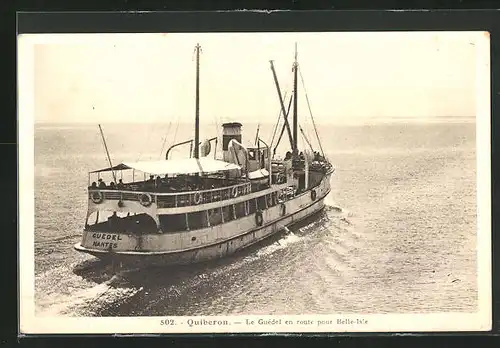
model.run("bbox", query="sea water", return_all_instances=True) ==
[32,120,477,316]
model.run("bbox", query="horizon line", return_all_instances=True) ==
[34,115,476,125]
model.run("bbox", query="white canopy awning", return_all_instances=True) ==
[248,168,269,180]
[91,157,241,175]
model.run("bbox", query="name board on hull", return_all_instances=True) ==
[88,232,123,249]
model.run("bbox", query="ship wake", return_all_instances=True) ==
[35,261,143,317]
[35,202,355,317]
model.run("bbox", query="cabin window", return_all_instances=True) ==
[266,193,276,208]
[277,190,286,203]
[272,191,278,206]
[222,206,234,222]
[208,208,223,226]
[235,202,246,219]
[187,211,209,230]
[298,173,306,191]
[248,199,257,214]
[257,195,267,210]
[159,214,188,233]
[248,150,256,160]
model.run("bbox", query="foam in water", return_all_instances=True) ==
[255,232,301,258]
[36,263,143,316]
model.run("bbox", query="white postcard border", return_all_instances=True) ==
[18,31,492,334]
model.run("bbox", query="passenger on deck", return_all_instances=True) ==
[155,176,162,190]
[285,151,292,160]
[117,179,124,189]
[192,175,202,190]
[91,182,97,188]
[147,175,155,190]
[98,178,106,188]
[161,175,170,191]
[109,182,116,189]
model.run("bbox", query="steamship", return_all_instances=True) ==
[74,43,334,267]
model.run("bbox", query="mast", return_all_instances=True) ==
[194,43,201,159]
[269,60,294,150]
[292,42,298,156]
[98,124,117,183]
[273,94,293,157]
[254,124,260,146]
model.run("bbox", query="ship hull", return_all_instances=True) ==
[74,190,329,268]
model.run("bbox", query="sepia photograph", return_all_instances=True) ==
[18,31,491,333]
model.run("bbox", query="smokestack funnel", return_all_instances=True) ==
[222,122,242,162]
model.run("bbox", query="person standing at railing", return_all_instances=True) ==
[147,175,155,190]
[98,178,106,188]
[117,179,124,189]
[155,176,162,190]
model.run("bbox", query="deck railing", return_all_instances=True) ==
[88,182,254,208]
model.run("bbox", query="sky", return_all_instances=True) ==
[29,32,482,125]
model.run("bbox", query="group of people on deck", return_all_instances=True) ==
[90,174,231,193]
[91,178,126,189]
[284,151,326,162]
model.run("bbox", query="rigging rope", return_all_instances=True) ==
[213,113,221,157]
[98,127,112,169]
[273,94,293,157]
[158,121,173,159]
[270,74,292,149]
[302,119,315,155]
[172,114,181,147]
[298,67,327,160]
[270,91,288,148]
[136,123,155,162]
[195,56,220,159]
[205,64,221,158]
